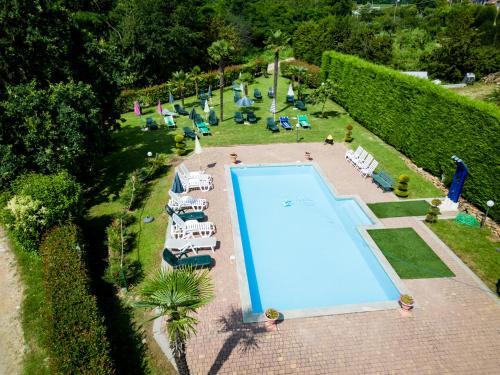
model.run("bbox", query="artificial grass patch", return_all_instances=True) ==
[368,227,454,279]
[368,200,430,218]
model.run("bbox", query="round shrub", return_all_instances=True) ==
[425,199,442,223]
[173,134,187,156]
[344,124,354,142]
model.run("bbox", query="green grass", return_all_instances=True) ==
[368,227,455,279]
[7,237,50,375]
[121,74,441,198]
[368,200,431,218]
[427,220,500,292]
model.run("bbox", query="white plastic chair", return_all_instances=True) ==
[351,149,368,166]
[355,154,373,170]
[360,159,378,178]
[179,174,213,192]
[171,214,216,239]
[178,163,212,181]
[345,146,363,162]
[168,190,207,211]
[166,237,217,254]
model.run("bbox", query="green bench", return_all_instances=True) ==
[372,170,394,192]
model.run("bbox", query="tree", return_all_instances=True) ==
[239,72,254,96]
[265,30,290,104]
[208,40,234,121]
[170,71,190,106]
[135,267,214,375]
[190,66,202,99]
[307,80,338,117]
[289,65,307,99]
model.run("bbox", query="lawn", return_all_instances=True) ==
[120,74,442,198]
[450,82,497,102]
[427,220,500,292]
[368,200,430,218]
[85,74,443,372]
[368,227,455,279]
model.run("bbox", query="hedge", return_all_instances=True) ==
[117,59,267,112]
[40,225,115,374]
[322,51,500,221]
[280,60,321,88]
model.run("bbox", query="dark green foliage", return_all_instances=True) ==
[344,124,353,142]
[368,227,455,279]
[425,199,442,223]
[0,81,107,187]
[40,225,115,374]
[280,60,321,88]
[174,134,187,156]
[395,174,410,198]
[2,172,82,252]
[322,51,500,220]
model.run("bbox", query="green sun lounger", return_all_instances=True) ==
[298,115,311,129]
[286,95,294,103]
[234,112,244,124]
[162,248,213,269]
[165,205,206,221]
[208,110,218,125]
[254,88,262,100]
[146,117,158,130]
[247,111,257,123]
[174,104,189,116]
[164,115,176,128]
[234,92,241,103]
[266,117,279,132]
[295,100,306,110]
[267,87,274,98]
[183,127,196,140]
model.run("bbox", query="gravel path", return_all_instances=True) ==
[0,226,24,375]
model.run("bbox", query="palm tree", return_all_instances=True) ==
[295,66,307,100]
[135,267,214,375]
[190,65,202,99]
[171,70,190,106]
[265,30,290,104]
[208,40,234,121]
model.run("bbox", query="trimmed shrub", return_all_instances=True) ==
[40,224,115,374]
[280,60,321,88]
[322,51,500,220]
[425,199,442,223]
[173,134,187,156]
[117,60,266,112]
[344,124,353,142]
[395,174,410,198]
[2,172,82,251]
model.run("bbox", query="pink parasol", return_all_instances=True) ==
[157,100,163,114]
[134,101,141,116]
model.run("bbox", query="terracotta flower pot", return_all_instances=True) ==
[264,308,280,324]
[229,153,238,164]
[399,295,414,311]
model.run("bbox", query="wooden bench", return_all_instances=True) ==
[372,170,394,192]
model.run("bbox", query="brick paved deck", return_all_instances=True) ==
[161,142,500,374]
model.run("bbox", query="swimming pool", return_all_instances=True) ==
[228,164,403,321]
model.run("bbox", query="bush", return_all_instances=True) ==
[116,60,266,112]
[322,51,500,221]
[143,153,169,180]
[344,124,353,142]
[394,174,410,198]
[425,199,442,223]
[280,60,321,88]
[173,134,187,156]
[2,172,82,252]
[40,225,115,374]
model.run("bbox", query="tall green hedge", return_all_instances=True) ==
[40,225,115,374]
[322,51,500,221]
[117,59,267,112]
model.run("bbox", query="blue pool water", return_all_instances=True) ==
[230,165,400,314]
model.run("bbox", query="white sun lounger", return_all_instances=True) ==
[345,146,363,162]
[171,213,216,239]
[179,173,213,192]
[355,153,373,170]
[360,159,378,178]
[168,190,208,211]
[350,149,368,166]
[166,237,217,254]
[178,163,212,181]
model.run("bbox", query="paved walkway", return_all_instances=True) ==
[0,226,24,375]
[162,143,499,374]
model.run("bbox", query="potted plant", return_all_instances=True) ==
[229,153,238,164]
[425,199,442,223]
[264,308,280,324]
[399,294,414,311]
[344,124,353,142]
